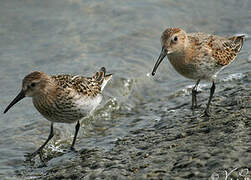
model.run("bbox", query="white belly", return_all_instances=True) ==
[73,94,103,115]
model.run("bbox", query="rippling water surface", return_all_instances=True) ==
[0,0,250,178]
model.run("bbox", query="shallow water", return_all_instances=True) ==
[0,0,250,179]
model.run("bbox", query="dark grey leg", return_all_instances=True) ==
[191,79,200,110]
[25,122,54,162]
[71,120,80,150]
[204,81,216,117]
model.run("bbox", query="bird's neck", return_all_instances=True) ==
[33,82,57,105]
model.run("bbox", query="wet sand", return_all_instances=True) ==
[17,72,251,180]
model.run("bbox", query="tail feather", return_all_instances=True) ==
[93,67,106,82]
[105,73,113,79]
[228,35,245,53]
[93,67,112,91]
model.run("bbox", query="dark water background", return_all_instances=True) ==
[0,0,250,179]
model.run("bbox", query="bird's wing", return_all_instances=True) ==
[207,35,244,66]
[52,67,111,97]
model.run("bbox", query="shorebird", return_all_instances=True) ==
[4,67,112,161]
[152,28,244,116]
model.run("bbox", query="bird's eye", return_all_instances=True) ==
[30,82,36,87]
[173,36,178,42]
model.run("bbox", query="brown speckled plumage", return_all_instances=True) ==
[53,74,100,97]
[152,27,245,116]
[154,28,245,80]
[4,67,112,160]
[211,35,244,66]
[24,67,111,123]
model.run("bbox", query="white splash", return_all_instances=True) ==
[222,73,245,82]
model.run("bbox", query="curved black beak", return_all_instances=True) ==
[151,47,167,76]
[4,90,25,113]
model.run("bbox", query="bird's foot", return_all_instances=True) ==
[200,109,211,118]
[70,146,78,152]
[25,148,44,163]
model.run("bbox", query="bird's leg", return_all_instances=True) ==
[25,122,54,162]
[191,79,200,110]
[71,120,80,151]
[204,81,215,117]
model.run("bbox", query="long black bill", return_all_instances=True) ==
[151,47,167,76]
[4,90,25,113]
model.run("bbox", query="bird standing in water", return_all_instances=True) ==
[152,28,244,116]
[4,67,112,161]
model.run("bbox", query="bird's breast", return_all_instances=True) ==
[168,55,199,79]
[168,54,221,80]
[32,93,102,123]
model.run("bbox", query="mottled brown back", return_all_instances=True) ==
[52,67,108,97]
[209,35,244,66]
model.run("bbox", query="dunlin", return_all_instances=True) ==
[152,28,244,116]
[4,67,112,161]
